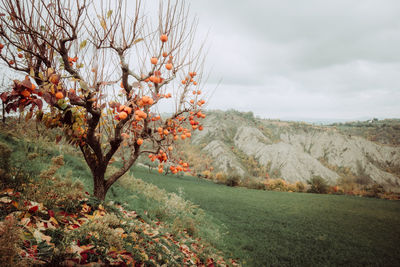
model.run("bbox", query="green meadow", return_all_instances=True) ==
[132,168,400,266]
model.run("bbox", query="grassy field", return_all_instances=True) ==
[2,131,400,266]
[131,168,400,267]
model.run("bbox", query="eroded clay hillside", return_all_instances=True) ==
[191,110,400,191]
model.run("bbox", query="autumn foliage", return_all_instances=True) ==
[0,0,207,200]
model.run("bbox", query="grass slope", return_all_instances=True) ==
[134,168,400,266]
[0,131,232,266]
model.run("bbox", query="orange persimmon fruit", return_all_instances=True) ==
[165,63,173,70]
[55,92,64,99]
[160,34,168,42]
[21,90,30,98]
[151,57,158,65]
[119,111,128,120]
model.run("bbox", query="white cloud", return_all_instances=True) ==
[190,0,400,120]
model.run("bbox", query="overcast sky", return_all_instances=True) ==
[187,0,400,121]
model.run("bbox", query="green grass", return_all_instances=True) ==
[2,131,400,266]
[132,168,400,267]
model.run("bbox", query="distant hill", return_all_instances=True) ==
[184,110,400,192]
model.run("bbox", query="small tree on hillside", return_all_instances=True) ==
[0,0,207,200]
[307,175,329,194]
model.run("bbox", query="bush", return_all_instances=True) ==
[0,215,26,266]
[201,170,212,179]
[63,213,124,253]
[295,181,305,192]
[266,179,289,191]
[225,174,240,187]
[287,183,297,192]
[246,180,266,190]
[337,176,358,194]
[307,176,329,194]
[364,184,385,198]
[214,172,227,184]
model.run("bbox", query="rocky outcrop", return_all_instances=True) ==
[234,127,339,183]
[203,140,246,176]
[280,131,400,189]
[195,112,400,191]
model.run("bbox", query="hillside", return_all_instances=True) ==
[1,124,400,266]
[186,110,400,192]
[0,125,234,266]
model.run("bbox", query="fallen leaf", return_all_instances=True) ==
[28,206,39,213]
[0,197,12,203]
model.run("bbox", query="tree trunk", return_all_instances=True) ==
[2,102,5,124]
[93,171,107,201]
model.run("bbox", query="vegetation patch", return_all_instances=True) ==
[0,131,237,266]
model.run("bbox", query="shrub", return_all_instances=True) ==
[243,179,266,190]
[0,215,25,266]
[295,181,305,192]
[201,170,212,179]
[307,176,329,194]
[214,172,227,184]
[63,213,124,253]
[364,184,385,198]
[225,173,240,187]
[337,176,359,194]
[266,179,289,191]
[287,183,297,192]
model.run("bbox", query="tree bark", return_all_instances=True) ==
[2,102,5,124]
[93,170,107,201]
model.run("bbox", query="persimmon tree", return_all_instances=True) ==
[0,0,207,200]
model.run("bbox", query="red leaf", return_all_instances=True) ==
[48,210,55,217]
[28,205,39,213]
[21,78,32,90]
[33,99,43,110]
[0,92,8,102]
[79,253,88,264]
[68,91,82,103]
[42,92,56,106]
[207,258,215,267]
